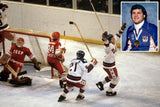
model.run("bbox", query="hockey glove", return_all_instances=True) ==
[121,23,127,31]
[91,58,98,66]
[102,31,108,41]
[61,47,66,54]
[32,58,40,71]
[118,23,127,34]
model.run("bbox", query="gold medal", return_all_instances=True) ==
[134,40,140,47]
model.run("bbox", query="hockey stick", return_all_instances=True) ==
[63,30,66,47]
[35,66,51,72]
[0,54,27,77]
[5,64,27,77]
[89,0,104,32]
[17,70,27,76]
[69,21,94,60]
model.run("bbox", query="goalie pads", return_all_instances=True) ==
[9,76,32,86]
[0,53,10,64]
[0,71,9,81]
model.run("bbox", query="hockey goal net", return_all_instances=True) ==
[3,27,52,66]
[2,27,68,78]
[2,27,62,78]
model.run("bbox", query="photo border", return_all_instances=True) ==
[121,1,159,52]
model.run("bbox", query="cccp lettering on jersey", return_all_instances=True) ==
[13,50,24,55]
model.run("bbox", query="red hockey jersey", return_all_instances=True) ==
[8,45,34,64]
[47,41,61,59]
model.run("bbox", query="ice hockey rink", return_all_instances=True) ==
[0,39,160,107]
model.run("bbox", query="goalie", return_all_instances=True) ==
[0,37,40,86]
[96,23,126,96]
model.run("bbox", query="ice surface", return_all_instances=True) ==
[0,39,160,107]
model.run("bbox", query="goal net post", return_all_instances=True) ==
[3,27,52,66]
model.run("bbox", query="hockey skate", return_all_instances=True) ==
[76,94,85,101]
[106,91,117,96]
[96,81,104,91]
[58,95,66,102]
[59,80,66,88]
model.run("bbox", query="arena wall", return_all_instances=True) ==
[3,1,160,50]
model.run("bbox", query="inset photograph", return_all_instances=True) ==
[121,2,158,52]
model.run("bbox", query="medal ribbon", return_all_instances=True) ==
[133,29,142,40]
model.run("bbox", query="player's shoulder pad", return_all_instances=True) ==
[77,58,87,63]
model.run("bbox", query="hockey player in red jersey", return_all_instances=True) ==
[47,32,66,88]
[96,23,126,96]
[0,37,40,83]
[58,50,97,102]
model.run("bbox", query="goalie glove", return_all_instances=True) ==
[32,58,40,71]
[0,53,10,64]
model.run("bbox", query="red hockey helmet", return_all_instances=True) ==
[16,37,24,47]
[17,37,24,43]
[52,32,60,40]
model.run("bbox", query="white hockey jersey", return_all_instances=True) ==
[0,3,9,31]
[67,58,92,83]
[103,36,117,69]
[103,43,117,63]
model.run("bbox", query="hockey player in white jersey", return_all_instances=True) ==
[96,23,126,96]
[58,50,97,102]
[0,1,15,55]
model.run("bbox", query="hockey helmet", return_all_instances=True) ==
[52,32,60,40]
[17,37,24,43]
[76,50,85,59]
[16,37,24,47]
[106,34,113,41]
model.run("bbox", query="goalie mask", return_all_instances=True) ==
[52,32,60,40]
[76,50,85,59]
[16,37,24,48]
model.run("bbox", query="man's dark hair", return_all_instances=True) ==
[130,4,147,20]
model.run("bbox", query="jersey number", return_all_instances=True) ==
[70,62,78,72]
[48,45,55,53]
